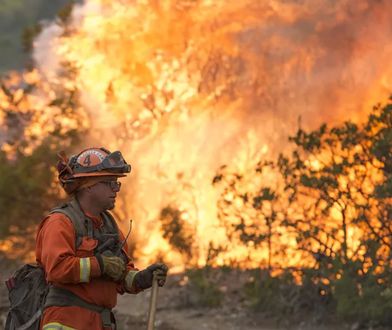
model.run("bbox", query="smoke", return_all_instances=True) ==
[31,0,392,267]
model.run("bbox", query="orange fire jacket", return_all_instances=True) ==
[36,212,139,330]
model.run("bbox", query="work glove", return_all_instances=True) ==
[133,263,168,290]
[96,254,126,282]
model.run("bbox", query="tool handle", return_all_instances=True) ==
[146,271,159,330]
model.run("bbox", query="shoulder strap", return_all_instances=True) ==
[100,212,129,262]
[49,198,92,248]
[48,201,120,250]
[69,199,94,238]
[101,211,120,239]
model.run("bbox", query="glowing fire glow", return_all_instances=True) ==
[1,0,392,270]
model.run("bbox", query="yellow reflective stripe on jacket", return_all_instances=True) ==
[125,270,138,291]
[79,257,91,283]
[43,322,76,330]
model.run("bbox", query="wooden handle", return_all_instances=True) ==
[146,271,159,330]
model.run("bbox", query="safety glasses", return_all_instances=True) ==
[100,180,121,191]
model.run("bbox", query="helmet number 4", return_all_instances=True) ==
[83,155,91,166]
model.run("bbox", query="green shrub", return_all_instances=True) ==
[186,268,222,307]
[245,269,332,324]
[332,269,392,325]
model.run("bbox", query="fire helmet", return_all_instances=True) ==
[57,147,131,194]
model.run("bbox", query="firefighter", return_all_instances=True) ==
[36,147,168,330]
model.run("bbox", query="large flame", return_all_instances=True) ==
[2,0,392,269]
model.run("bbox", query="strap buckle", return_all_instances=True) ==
[101,309,113,328]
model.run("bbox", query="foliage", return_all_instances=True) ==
[214,100,391,325]
[279,101,391,271]
[244,269,331,325]
[282,102,391,325]
[0,23,84,240]
[159,205,195,262]
[185,267,223,307]
[0,0,71,72]
[0,139,63,237]
[328,261,392,324]
[22,23,43,53]
[279,105,392,264]
[0,90,82,238]
[213,161,287,270]
[56,0,76,26]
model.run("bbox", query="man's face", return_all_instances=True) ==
[90,178,121,211]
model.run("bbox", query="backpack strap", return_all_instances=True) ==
[49,198,93,248]
[48,200,122,254]
[100,211,129,262]
[45,286,113,328]
[101,211,120,239]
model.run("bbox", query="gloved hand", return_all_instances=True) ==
[134,263,168,290]
[96,254,126,282]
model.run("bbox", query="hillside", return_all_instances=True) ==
[0,0,70,73]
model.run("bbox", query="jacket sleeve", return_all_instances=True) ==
[116,228,142,294]
[36,213,101,284]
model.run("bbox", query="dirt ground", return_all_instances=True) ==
[113,274,353,330]
[0,257,372,330]
[114,282,264,330]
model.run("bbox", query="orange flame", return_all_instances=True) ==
[1,0,392,269]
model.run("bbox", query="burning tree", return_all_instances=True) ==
[277,101,392,321]
[279,101,391,265]
[212,99,391,322]
[0,67,86,243]
[159,205,195,266]
[213,160,290,271]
